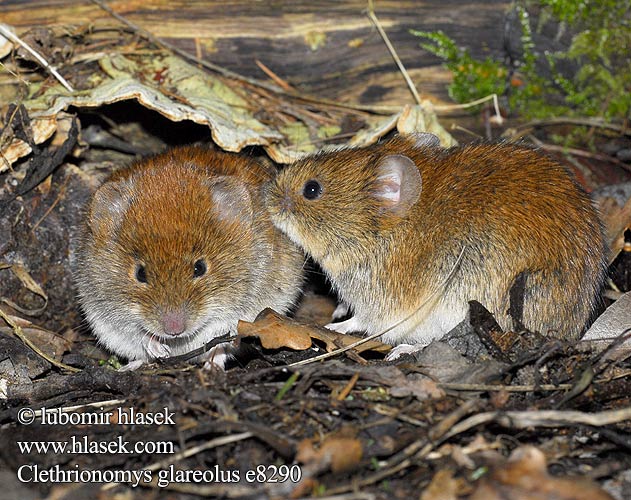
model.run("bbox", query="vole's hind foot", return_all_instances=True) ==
[118,360,145,371]
[385,343,425,361]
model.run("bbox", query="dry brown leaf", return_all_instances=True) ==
[389,373,445,400]
[1,262,48,315]
[237,308,391,354]
[397,102,458,147]
[598,194,631,263]
[237,309,313,350]
[0,114,59,169]
[420,469,459,500]
[0,325,70,360]
[296,435,363,474]
[470,446,615,500]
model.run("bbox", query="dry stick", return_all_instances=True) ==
[288,246,466,367]
[442,406,631,443]
[508,116,631,137]
[367,4,504,124]
[0,309,80,373]
[255,60,295,92]
[336,372,360,401]
[439,382,573,392]
[434,94,503,123]
[439,365,631,393]
[367,0,421,105]
[528,135,631,173]
[102,431,254,491]
[30,399,125,417]
[0,24,74,92]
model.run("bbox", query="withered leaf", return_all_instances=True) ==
[470,446,615,500]
[296,435,363,474]
[237,309,313,350]
[237,308,391,354]
[421,469,460,500]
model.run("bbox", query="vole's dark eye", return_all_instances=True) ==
[193,259,207,278]
[302,180,323,200]
[135,264,148,284]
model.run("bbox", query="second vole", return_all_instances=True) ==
[266,133,607,356]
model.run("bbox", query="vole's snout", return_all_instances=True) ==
[159,308,188,336]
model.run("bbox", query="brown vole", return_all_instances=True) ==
[74,146,304,366]
[266,133,607,355]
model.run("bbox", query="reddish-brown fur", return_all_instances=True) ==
[267,134,607,346]
[75,146,304,362]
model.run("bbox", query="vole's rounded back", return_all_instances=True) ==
[267,134,606,345]
[75,146,304,362]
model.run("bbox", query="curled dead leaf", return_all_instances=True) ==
[1,262,48,315]
[237,309,312,350]
[296,435,363,474]
[470,446,615,500]
[421,469,460,500]
[237,308,390,355]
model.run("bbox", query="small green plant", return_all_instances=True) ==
[412,0,631,124]
[409,29,508,106]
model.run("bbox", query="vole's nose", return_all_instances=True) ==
[160,308,188,336]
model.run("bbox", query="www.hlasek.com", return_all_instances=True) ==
[18,464,303,487]
[18,435,174,455]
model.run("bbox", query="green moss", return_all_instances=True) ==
[412,0,631,130]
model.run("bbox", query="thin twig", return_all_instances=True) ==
[507,116,631,137]
[31,399,126,417]
[434,93,503,124]
[540,142,631,171]
[367,0,421,105]
[255,60,295,92]
[439,382,573,392]
[336,372,360,401]
[0,24,74,92]
[442,406,631,442]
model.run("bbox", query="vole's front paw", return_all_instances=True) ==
[325,316,362,334]
[201,342,232,371]
[331,301,351,321]
[145,335,171,359]
[385,343,424,361]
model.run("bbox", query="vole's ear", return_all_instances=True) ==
[89,179,133,235]
[372,154,422,216]
[409,132,440,148]
[210,177,253,225]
